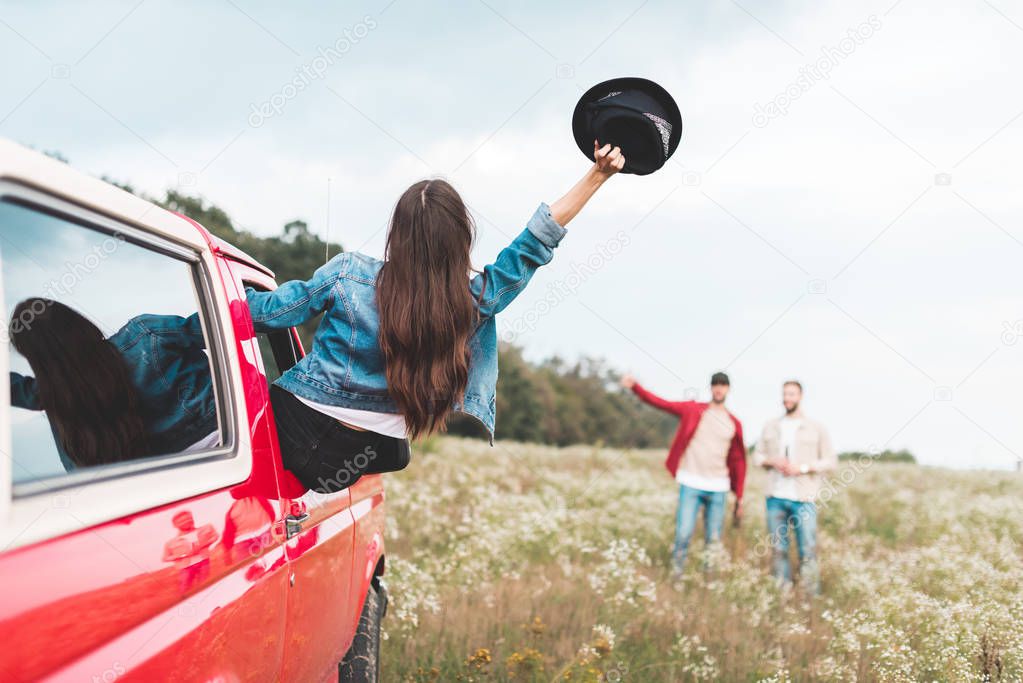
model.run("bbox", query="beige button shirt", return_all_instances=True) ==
[752,415,837,502]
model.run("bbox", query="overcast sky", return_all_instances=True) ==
[2,0,1021,469]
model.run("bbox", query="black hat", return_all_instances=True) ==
[710,372,730,386]
[572,77,682,176]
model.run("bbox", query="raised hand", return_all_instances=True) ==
[593,140,626,175]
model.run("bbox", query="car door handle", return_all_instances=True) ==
[285,511,310,539]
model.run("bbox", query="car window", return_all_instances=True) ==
[0,198,225,486]
[257,335,284,384]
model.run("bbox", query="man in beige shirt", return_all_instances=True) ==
[753,380,836,594]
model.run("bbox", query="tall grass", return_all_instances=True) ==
[380,438,1023,682]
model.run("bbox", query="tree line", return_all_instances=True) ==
[838,449,916,463]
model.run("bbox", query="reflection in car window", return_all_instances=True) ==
[0,198,223,484]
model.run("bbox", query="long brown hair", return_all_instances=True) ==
[10,298,148,468]
[376,179,479,438]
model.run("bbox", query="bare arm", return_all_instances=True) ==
[549,142,625,227]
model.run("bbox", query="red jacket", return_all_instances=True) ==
[632,382,747,499]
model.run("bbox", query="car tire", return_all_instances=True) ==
[339,581,384,683]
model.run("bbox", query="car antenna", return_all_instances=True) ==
[325,176,331,263]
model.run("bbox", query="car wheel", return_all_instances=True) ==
[339,580,385,682]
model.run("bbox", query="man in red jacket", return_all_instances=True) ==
[621,372,746,575]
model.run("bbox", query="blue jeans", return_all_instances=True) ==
[766,496,820,594]
[672,485,726,572]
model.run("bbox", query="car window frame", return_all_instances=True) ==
[245,280,301,380]
[0,181,249,549]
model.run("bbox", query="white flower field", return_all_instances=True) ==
[381,437,1023,682]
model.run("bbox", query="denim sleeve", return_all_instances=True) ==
[470,203,567,319]
[179,312,205,348]
[153,313,206,349]
[10,372,41,410]
[245,256,342,331]
[113,313,206,351]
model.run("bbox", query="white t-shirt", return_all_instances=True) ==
[295,395,408,439]
[184,430,222,453]
[676,470,732,492]
[769,416,802,500]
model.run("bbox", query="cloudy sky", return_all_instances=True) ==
[2,0,1021,469]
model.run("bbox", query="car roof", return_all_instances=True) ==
[204,231,275,278]
[0,138,274,278]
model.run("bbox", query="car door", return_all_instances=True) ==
[225,260,360,683]
[0,179,288,681]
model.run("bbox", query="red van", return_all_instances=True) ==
[0,140,387,682]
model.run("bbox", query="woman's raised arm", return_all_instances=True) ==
[549,141,625,227]
[470,145,625,318]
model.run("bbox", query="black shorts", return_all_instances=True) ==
[269,384,411,493]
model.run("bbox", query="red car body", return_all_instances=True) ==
[0,140,386,682]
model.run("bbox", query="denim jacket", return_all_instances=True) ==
[245,203,567,438]
[10,312,219,466]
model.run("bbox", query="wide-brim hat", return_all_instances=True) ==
[572,77,682,175]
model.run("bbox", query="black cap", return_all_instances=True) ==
[710,372,730,386]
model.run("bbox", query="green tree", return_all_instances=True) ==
[449,344,679,449]
[157,191,342,346]
[839,449,916,463]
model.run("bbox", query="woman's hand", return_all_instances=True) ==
[594,140,626,176]
[549,142,626,227]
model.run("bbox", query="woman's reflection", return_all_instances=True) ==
[9,297,219,471]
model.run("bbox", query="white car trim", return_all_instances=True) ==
[0,139,209,251]
[0,221,8,531]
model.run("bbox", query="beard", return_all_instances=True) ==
[785,403,799,414]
